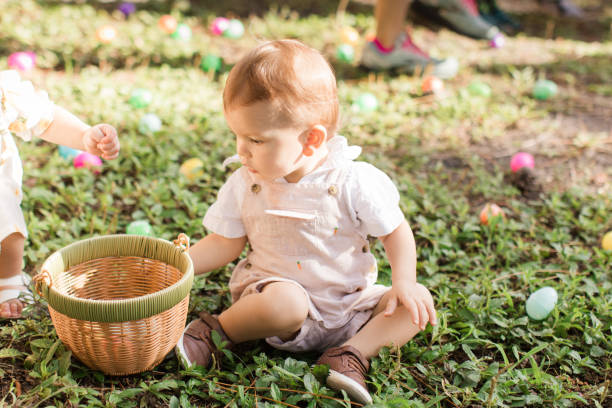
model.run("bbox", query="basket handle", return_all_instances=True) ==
[173,233,190,251]
[33,269,53,297]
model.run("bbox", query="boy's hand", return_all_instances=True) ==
[384,281,437,330]
[83,124,119,160]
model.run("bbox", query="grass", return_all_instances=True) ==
[1,0,611,407]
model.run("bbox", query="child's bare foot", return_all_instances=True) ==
[0,273,32,319]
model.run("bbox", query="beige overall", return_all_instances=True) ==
[229,165,390,352]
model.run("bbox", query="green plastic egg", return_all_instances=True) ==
[526,286,558,320]
[126,220,153,236]
[352,92,378,112]
[171,23,192,41]
[223,19,244,39]
[467,81,491,97]
[201,54,222,73]
[129,88,152,108]
[336,44,355,63]
[532,79,557,100]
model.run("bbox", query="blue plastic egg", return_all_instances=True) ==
[58,145,82,160]
[526,286,558,320]
[138,113,162,134]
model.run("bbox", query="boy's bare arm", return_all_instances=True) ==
[188,233,247,275]
[379,219,417,285]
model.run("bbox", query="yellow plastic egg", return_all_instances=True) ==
[179,158,204,182]
[602,231,612,251]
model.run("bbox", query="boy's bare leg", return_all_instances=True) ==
[218,281,310,343]
[375,0,411,48]
[343,290,423,359]
[0,233,26,318]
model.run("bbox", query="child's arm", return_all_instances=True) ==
[379,220,437,329]
[39,105,120,160]
[188,233,247,275]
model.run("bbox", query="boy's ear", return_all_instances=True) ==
[306,125,327,148]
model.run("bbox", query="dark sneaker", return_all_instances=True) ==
[411,0,500,40]
[317,345,372,405]
[477,0,521,34]
[556,0,583,17]
[175,311,234,368]
[360,33,459,79]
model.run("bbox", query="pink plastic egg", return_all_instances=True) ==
[210,17,230,35]
[8,52,36,72]
[510,152,535,172]
[74,152,102,173]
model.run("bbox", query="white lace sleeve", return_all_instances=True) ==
[0,70,54,141]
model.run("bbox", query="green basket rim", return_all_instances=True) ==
[38,234,194,323]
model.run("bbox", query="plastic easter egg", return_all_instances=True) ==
[422,76,444,94]
[479,203,504,225]
[340,26,360,46]
[210,17,230,36]
[467,81,491,97]
[180,158,204,182]
[73,152,102,173]
[58,145,82,160]
[138,113,162,134]
[353,93,378,112]
[336,44,355,63]
[118,2,136,17]
[602,231,612,251]
[510,152,535,173]
[489,33,505,48]
[96,25,117,44]
[8,52,36,72]
[526,286,558,320]
[201,54,222,73]
[533,79,557,100]
[158,15,178,34]
[129,88,153,108]
[126,220,154,236]
[171,23,192,40]
[223,19,244,39]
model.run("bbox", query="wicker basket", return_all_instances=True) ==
[35,234,194,375]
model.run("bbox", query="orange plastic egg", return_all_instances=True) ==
[480,203,505,225]
[158,15,178,34]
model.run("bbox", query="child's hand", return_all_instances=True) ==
[384,281,437,330]
[82,124,120,160]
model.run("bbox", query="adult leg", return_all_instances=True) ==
[375,0,411,48]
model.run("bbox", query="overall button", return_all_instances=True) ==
[251,184,261,193]
[244,262,252,269]
[362,245,369,253]
[328,185,338,195]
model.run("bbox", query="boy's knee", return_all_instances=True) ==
[261,282,309,329]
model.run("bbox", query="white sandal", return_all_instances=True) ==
[0,273,33,318]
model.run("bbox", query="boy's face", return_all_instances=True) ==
[225,101,314,182]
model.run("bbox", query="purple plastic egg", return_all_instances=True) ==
[118,2,136,17]
[8,52,36,72]
[490,33,506,49]
[74,152,103,173]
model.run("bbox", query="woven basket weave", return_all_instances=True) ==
[35,234,194,375]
